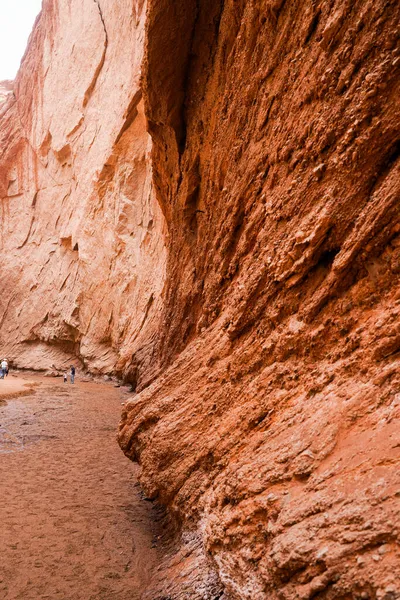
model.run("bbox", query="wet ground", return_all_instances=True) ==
[0,374,164,600]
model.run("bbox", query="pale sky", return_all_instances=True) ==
[0,0,43,81]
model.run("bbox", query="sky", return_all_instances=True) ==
[0,0,43,81]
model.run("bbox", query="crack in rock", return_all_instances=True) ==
[83,0,109,108]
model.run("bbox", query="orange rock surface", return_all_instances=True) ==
[1,0,400,598]
[0,0,165,380]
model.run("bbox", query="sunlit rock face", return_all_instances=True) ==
[0,0,166,381]
[0,81,13,105]
[1,0,400,598]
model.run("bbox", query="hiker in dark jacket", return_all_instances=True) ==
[70,365,76,384]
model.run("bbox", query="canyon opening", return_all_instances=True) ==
[0,1,399,599]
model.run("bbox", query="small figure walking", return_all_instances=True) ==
[70,365,76,384]
[63,372,68,383]
[0,358,7,379]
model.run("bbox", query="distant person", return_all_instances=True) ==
[63,372,68,383]
[0,359,7,379]
[70,365,76,384]
[4,359,8,376]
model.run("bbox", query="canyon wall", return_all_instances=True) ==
[120,0,400,598]
[1,0,400,598]
[0,0,165,383]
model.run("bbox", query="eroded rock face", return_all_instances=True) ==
[0,81,13,105]
[1,0,400,598]
[119,0,400,598]
[0,0,165,382]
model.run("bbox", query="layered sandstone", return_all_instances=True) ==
[1,0,400,598]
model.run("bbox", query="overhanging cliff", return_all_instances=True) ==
[120,0,400,597]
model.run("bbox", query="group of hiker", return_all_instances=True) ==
[0,358,8,378]
[0,360,76,382]
[63,365,76,384]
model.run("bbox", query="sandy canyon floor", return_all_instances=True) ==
[0,374,165,600]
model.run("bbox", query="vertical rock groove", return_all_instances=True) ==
[83,0,109,107]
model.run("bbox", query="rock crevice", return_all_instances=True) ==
[83,0,109,108]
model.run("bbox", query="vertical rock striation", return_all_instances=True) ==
[0,0,166,383]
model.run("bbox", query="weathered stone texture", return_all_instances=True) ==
[1,0,400,598]
[0,0,165,382]
[120,0,400,598]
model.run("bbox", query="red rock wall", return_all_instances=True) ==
[1,0,400,598]
[119,0,400,598]
[0,0,165,382]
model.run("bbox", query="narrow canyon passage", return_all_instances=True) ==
[0,375,163,600]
